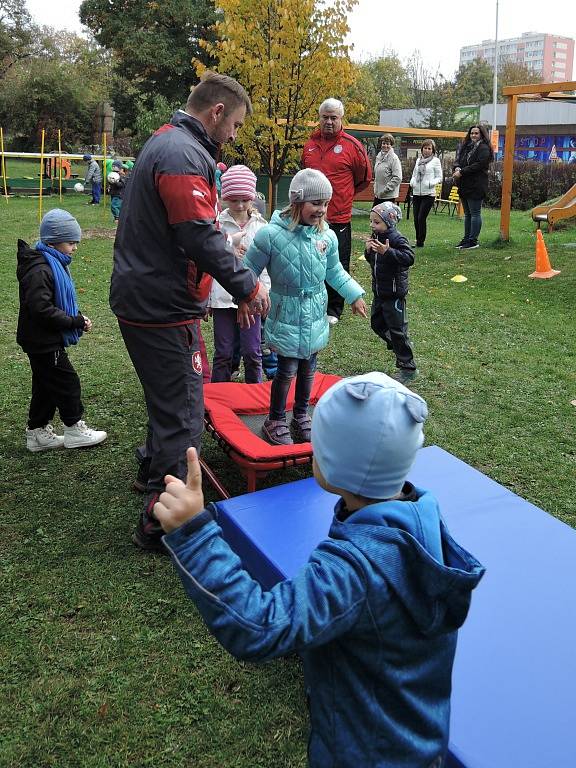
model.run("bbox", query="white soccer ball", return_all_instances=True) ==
[74,182,84,193]
[107,171,120,184]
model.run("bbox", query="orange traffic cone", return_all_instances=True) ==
[529,230,560,279]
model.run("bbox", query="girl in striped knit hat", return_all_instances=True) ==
[209,165,270,383]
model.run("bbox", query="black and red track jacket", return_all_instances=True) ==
[110,111,258,325]
[301,128,372,225]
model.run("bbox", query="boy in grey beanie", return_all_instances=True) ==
[16,209,107,451]
[153,371,484,768]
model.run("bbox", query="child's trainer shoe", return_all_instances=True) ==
[64,420,107,448]
[262,418,293,445]
[26,424,65,452]
[291,413,312,443]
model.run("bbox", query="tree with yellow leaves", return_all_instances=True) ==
[197,0,357,209]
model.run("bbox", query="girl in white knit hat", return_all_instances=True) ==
[244,169,367,445]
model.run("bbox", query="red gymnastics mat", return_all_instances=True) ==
[201,373,340,498]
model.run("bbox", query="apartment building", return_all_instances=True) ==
[459,31,574,82]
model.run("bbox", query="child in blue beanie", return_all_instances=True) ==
[153,372,485,768]
[366,201,418,385]
[16,209,107,451]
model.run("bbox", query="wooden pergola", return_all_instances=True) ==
[500,80,576,240]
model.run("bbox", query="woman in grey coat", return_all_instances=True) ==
[373,133,402,205]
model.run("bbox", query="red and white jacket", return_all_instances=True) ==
[301,128,372,224]
[110,111,258,325]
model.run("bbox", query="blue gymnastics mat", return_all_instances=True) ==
[215,445,576,768]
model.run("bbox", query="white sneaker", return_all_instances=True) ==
[327,315,339,326]
[26,424,65,452]
[64,420,107,449]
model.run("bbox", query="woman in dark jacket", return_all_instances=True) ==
[453,125,494,250]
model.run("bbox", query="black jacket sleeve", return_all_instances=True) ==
[172,221,258,302]
[21,268,85,330]
[384,233,414,269]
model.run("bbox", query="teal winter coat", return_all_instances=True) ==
[244,211,364,359]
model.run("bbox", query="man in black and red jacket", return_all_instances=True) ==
[110,71,269,553]
[302,98,372,325]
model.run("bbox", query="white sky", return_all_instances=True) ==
[26,0,575,80]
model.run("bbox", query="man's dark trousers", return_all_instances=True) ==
[118,321,205,493]
[326,222,352,320]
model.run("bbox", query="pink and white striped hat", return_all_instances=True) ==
[220,164,257,200]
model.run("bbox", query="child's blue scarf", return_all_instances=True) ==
[34,241,82,347]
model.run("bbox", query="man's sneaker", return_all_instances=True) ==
[455,240,469,249]
[291,413,312,443]
[132,493,167,554]
[327,315,339,326]
[391,369,418,385]
[461,242,479,250]
[262,418,293,445]
[64,420,107,448]
[26,424,65,453]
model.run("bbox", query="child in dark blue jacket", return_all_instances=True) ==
[17,209,107,451]
[365,202,417,384]
[154,372,485,768]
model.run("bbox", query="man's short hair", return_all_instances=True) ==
[319,98,344,117]
[186,71,253,116]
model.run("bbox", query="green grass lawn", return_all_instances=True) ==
[1,196,575,767]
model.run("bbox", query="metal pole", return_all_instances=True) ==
[492,0,499,132]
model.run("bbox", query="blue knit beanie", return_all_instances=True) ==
[83,154,92,161]
[312,372,427,499]
[40,209,82,244]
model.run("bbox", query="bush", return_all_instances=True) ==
[486,161,576,210]
[402,156,576,210]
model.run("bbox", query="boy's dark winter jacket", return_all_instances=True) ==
[16,239,85,354]
[364,228,414,299]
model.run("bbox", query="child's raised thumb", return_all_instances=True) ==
[186,447,202,491]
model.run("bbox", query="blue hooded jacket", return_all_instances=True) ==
[164,486,485,768]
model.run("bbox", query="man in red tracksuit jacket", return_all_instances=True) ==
[302,98,372,324]
[110,71,269,553]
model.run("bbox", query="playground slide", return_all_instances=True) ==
[532,182,576,230]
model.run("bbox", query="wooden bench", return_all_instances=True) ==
[353,181,411,219]
[434,184,460,215]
